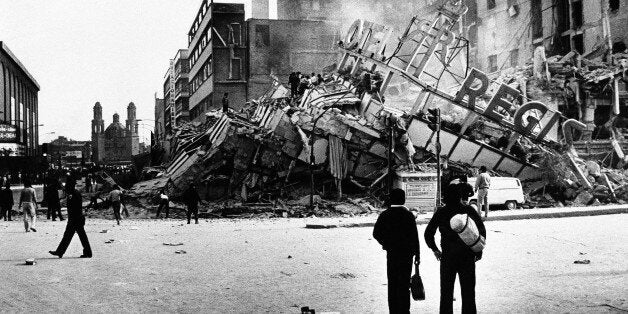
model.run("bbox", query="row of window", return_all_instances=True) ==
[190,56,213,95]
[486,49,519,73]
[190,95,212,121]
[1,62,38,151]
[189,0,210,43]
[190,27,211,69]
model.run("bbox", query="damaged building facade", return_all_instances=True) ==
[137,0,628,213]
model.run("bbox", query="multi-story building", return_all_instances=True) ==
[0,41,40,158]
[163,63,175,135]
[154,96,165,145]
[173,49,190,125]
[247,18,339,98]
[188,2,248,123]
[47,136,91,169]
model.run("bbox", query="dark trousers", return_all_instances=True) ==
[47,202,63,220]
[186,204,198,224]
[112,201,121,223]
[440,251,476,314]
[55,221,92,257]
[156,200,169,218]
[386,252,413,314]
[0,205,11,220]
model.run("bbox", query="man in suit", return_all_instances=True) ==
[49,177,92,258]
[184,183,201,224]
[373,188,421,313]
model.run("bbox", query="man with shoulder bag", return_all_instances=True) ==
[374,188,421,313]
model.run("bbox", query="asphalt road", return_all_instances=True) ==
[0,214,626,313]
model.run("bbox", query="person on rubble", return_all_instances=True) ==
[184,183,201,224]
[474,166,491,218]
[309,72,319,86]
[289,72,299,98]
[298,75,309,95]
[49,177,92,259]
[425,180,486,314]
[373,188,421,313]
[222,93,230,113]
[155,188,170,219]
[109,185,123,225]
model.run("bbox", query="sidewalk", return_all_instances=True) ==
[304,204,628,229]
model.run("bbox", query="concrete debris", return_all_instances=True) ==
[116,49,628,216]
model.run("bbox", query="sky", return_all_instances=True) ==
[0,0,277,144]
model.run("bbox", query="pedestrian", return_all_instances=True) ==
[45,176,64,221]
[184,183,201,224]
[49,178,92,259]
[424,182,486,314]
[474,166,491,217]
[19,179,39,232]
[309,72,318,86]
[155,188,169,219]
[109,184,122,225]
[373,188,421,313]
[0,181,13,221]
[298,75,309,95]
[120,189,130,218]
[85,174,93,193]
[222,92,230,113]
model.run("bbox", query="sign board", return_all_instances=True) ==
[395,171,438,211]
[64,150,83,158]
[0,124,18,143]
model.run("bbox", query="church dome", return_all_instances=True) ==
[94,102,102,109]
[128,102,136,109]
[113,113,120,122]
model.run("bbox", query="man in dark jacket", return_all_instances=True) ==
[45,176,64,221]
[184,183,201,224]
[373,188,420,314]
[49,178,92,258]
[424,182,486,314]
[0,181,13,221]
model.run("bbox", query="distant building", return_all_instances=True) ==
[0,41,40,157]
[47,136,91,169]
[163,63,175,135]
[187,1,248,123]
[173,49,190,125]
[154,96,165,144]
[91,102,140,164]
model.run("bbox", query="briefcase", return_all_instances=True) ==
[410,262,425,301]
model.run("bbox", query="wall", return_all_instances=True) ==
[247,19,339,99]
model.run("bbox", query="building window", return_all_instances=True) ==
[255,24,270,47]
[487,0,496,10]
[509,49,519,68]
[571,0,583,29]
[487,54,498,72]
[573,34,584,54]
[531,0,543,38]
[230,58,242,80]
[610,0,620,11]
[556,0,570,34]
[229,23,242,46]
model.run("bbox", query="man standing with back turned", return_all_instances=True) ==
[474,166,491,218]
[373,188,421,314]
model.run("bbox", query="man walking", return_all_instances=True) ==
[49,178,92,258]
[425,182,486,314]
[109,185,122,225]
[222,93,230,113]
[184,183,201,224]
[155,189,169,219]
[19,179,38,232]
[373,188,421,313]
[474,166,491,217]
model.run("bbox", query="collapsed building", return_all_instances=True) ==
[129,0,628,214]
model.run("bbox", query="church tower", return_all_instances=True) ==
[126,102,138,135]
[91,102,105,163]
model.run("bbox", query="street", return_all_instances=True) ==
[0,214,626,313]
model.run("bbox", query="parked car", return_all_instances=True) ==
[467,176,525,210]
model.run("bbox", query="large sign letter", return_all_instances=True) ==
[513,101,547,136]
[485,84,520,124]
[454,68,489,109]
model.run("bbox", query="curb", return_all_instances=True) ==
[305,206,628,229]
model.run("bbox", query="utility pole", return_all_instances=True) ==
[427,108,442,206]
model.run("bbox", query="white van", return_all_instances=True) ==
[466,176,525,210]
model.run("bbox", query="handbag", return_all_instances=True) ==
[410,261,425,301]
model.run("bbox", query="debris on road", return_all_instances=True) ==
[163,242,184,246]
[25,258,35,265]
[174,250,187,254]
[574,259,591,264]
